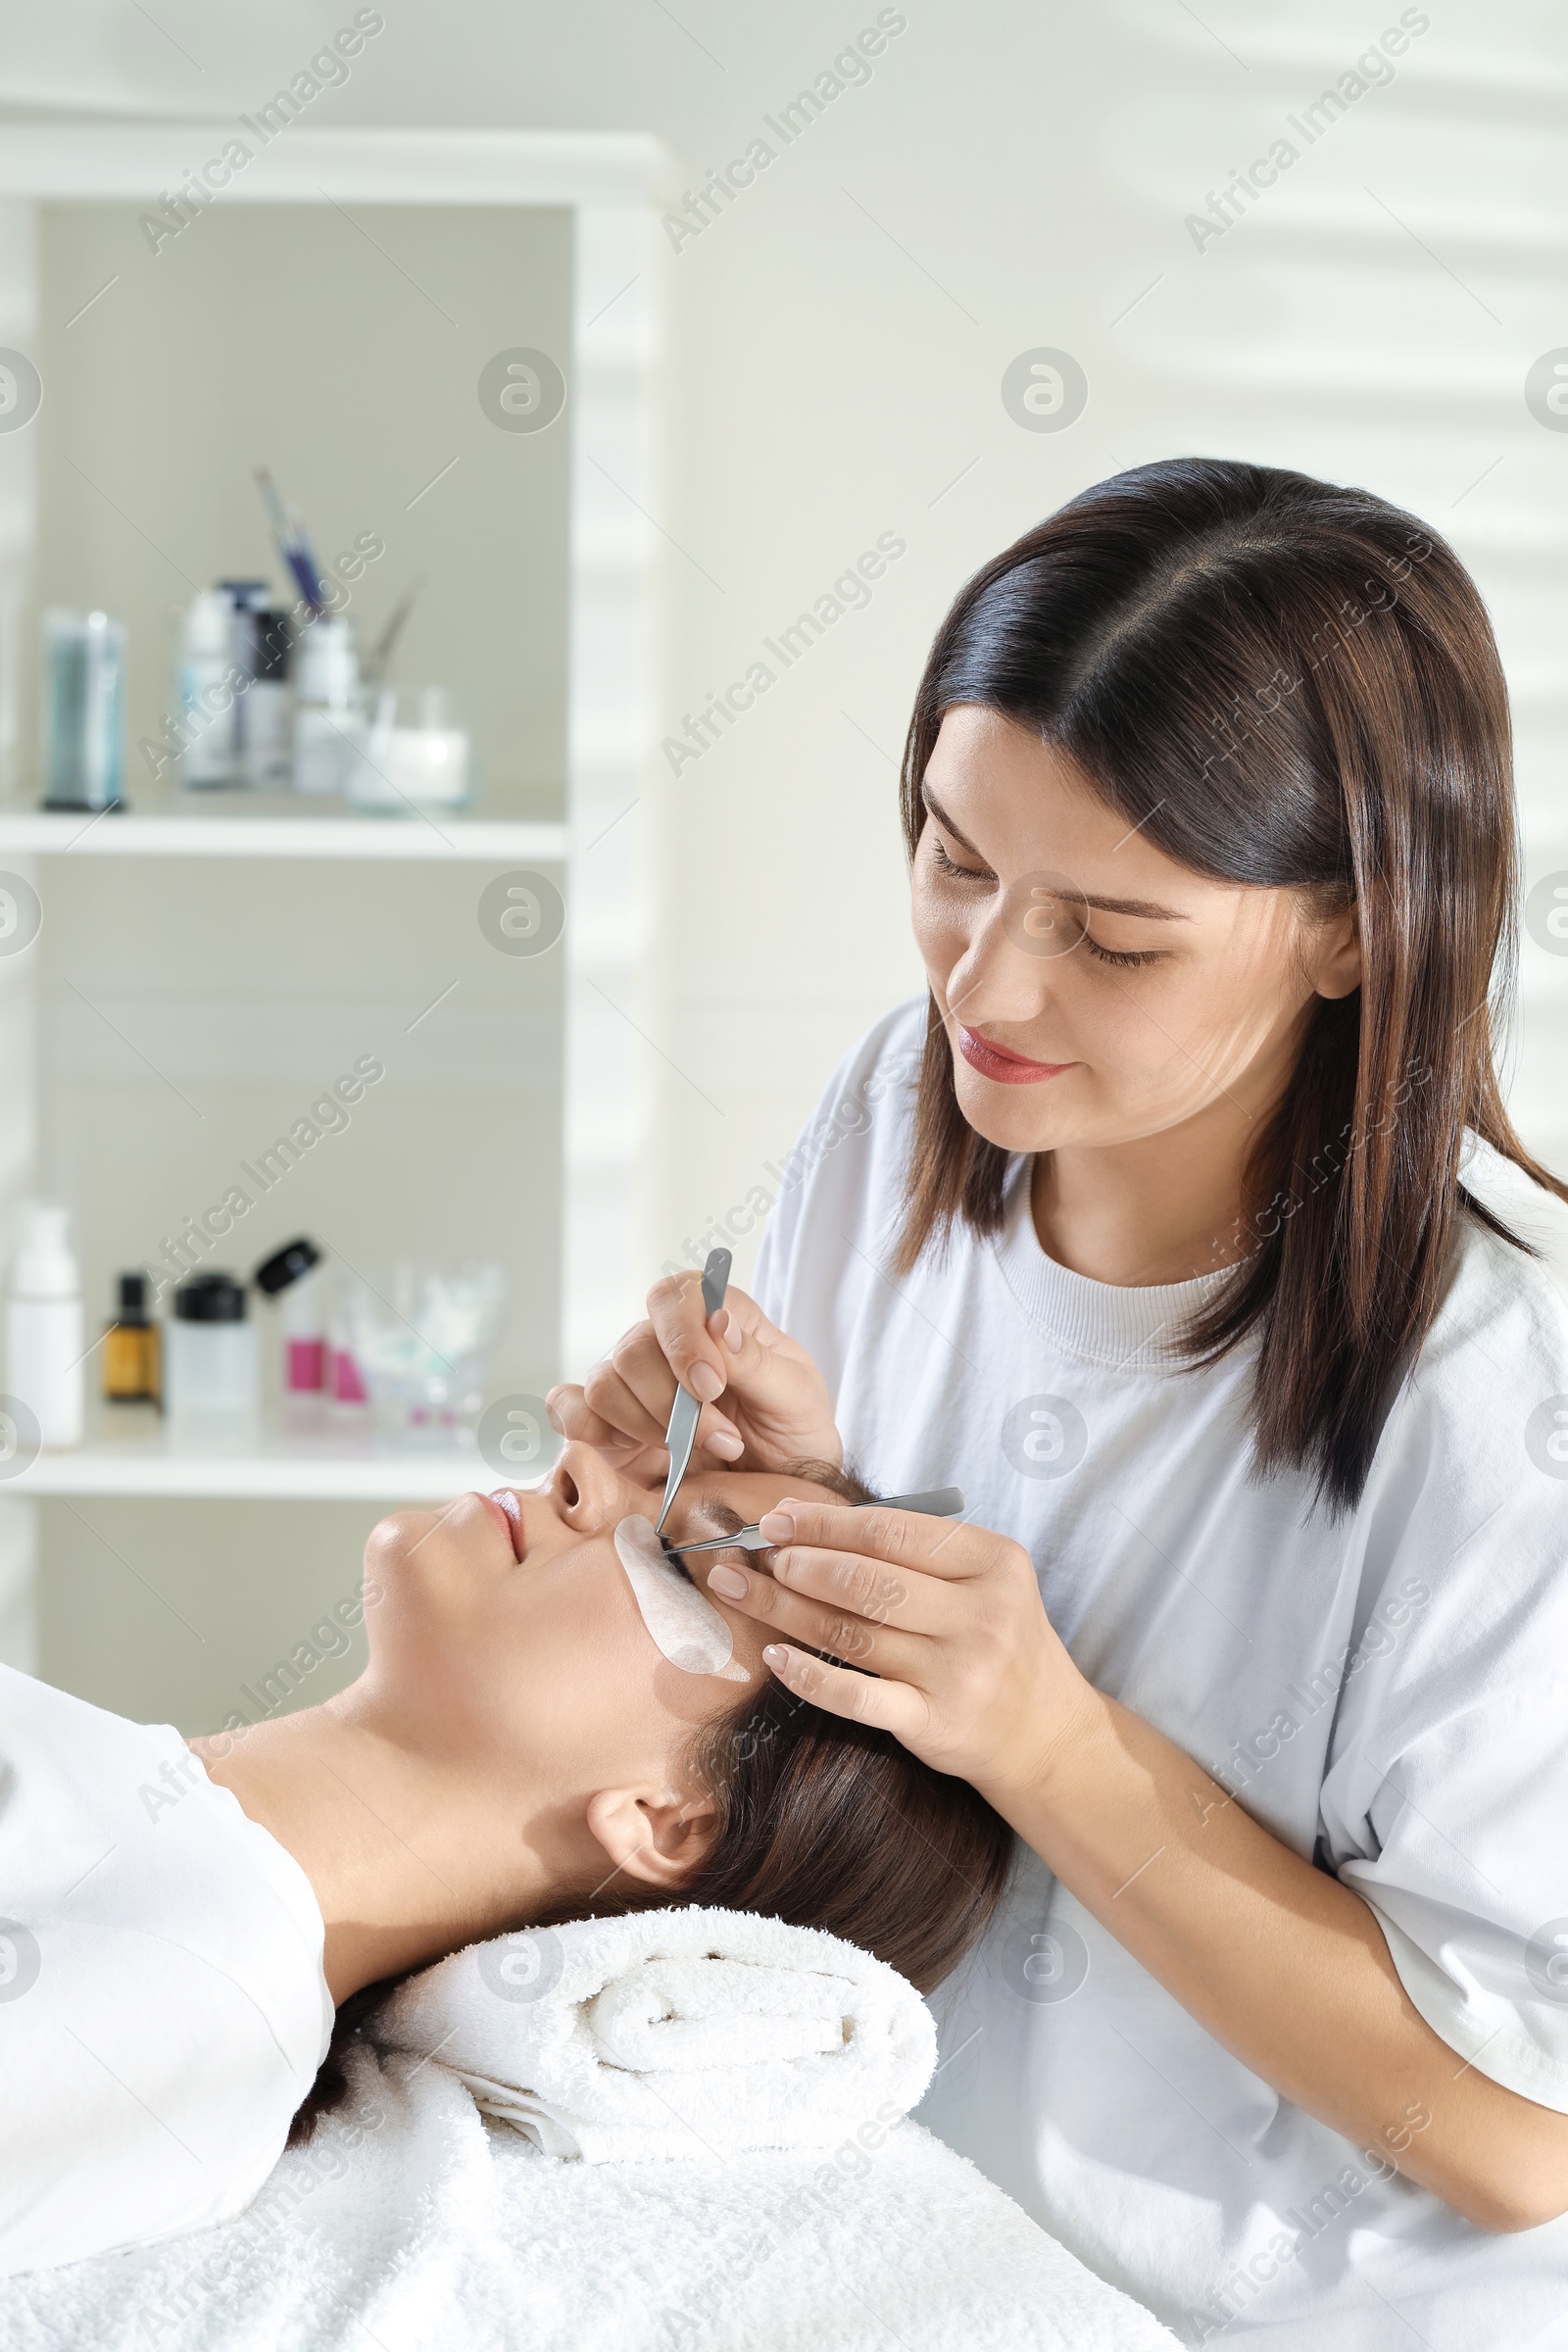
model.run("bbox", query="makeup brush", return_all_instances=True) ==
[254,466,326,614]
[363,577,424,685]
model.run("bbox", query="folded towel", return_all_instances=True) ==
[374,1905,938,2163]
[0,2037,1182,2351]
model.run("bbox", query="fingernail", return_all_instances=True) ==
[544,1396,564,1435]
[762,1644,789,1672]
[708,1564,748,1599]
[688,1362,723,1403]
[721,1310,744,1354]
[706,1429,744,1460]
[757,1509,795,1543]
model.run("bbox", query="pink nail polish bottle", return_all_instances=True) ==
[253,1238,325,1396]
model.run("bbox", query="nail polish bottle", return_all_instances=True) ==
[103,1272,160,1405]
[253,1237,324,1396]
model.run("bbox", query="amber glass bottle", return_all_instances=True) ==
[103,1272,160,1404]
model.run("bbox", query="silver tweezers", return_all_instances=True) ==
[662,1487,966,1556]
[654,1247,732,1536]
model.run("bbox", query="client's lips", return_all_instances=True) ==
[958,1027,1075,1086]
[480,1489,525,1561]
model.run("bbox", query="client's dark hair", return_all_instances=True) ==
[291,1460,1013,2143]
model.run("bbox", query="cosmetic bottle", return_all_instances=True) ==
[165,1273,258,1439]
[326,1266,368,1410]
[42,611,125,812]
[217,581,270,789]
[243,611,293,789]
[5,1204,84,1448]
[177,589,240,789]
[293,613,365,796]
[254,1237,324,1395]
[103,1271,160,1405]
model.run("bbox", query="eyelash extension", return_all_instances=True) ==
[657,1533,695,1586]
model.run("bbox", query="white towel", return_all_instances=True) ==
[374,1904,938,2163]
[0,2039,1182,2351]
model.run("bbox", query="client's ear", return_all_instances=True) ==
[585,1785,720,1890]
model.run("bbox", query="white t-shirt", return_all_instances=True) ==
[754,1000,1568,2351]
[0,1665,332,2276]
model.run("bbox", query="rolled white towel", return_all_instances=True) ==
[375,1905,938,2164]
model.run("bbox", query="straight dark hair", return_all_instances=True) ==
[292,1460,1013,2143]
[896,457,1565,1510]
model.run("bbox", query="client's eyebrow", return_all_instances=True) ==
[682,1494,747,1543]
[921,785,1193,922]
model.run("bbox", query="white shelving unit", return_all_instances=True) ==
[0,811,570,861]
[0,129,666,1689]
[9,1401,499,1501]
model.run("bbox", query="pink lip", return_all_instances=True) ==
[480,1489,524,1562]
[958,1027,1075,1086]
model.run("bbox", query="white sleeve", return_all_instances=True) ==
[1318,1248,1568,2112]
[0,1668,332,2276]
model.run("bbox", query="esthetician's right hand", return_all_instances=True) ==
[546,1279,843,1479]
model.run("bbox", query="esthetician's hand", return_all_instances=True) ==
[711,1499,1097,1801]
[546,1280,843,1480]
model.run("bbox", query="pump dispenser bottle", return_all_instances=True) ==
[5,1204,84,1448]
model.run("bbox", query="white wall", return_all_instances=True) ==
[4,0,1565,1279]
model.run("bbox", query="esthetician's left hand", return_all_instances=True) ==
[712,1498,1097,1801]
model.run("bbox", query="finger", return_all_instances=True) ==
[545,1384,638,1454]
[544,1390,673,1485]
[757,1498,981,1581]
[765,1539,956,1634]
[587,1348,743,1457]
[761,1643,933,1742]
[704,1558,932,1671]
[580,1357,674,1452]
[647,1272,732,1405]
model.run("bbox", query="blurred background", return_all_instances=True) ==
[0,0,1563,1729]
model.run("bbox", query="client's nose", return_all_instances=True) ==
[546,1441,651,1538]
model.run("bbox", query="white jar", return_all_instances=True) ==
[165,1273,258,1439]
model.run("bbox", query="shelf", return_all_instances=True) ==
[0,811,569,862]
[11,1409,505,1499]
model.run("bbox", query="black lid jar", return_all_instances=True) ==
[172,1272,248,1322]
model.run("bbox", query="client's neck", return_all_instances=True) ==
[193,1695,565,2003]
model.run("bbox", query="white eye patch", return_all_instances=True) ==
[612,1515,750,1682]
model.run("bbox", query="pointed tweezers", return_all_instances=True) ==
[663,1487,966,1556]
[654,1247,732,1536]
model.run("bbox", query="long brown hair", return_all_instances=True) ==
[897,457,1565,1510]
[292,1461,1012,2142]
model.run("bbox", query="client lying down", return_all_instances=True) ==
[1,1442,1013,2278]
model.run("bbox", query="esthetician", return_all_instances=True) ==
[549,457,1568,2348]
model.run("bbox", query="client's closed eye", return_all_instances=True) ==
[662,1495,753,1584]
[657,1533,696,1587]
